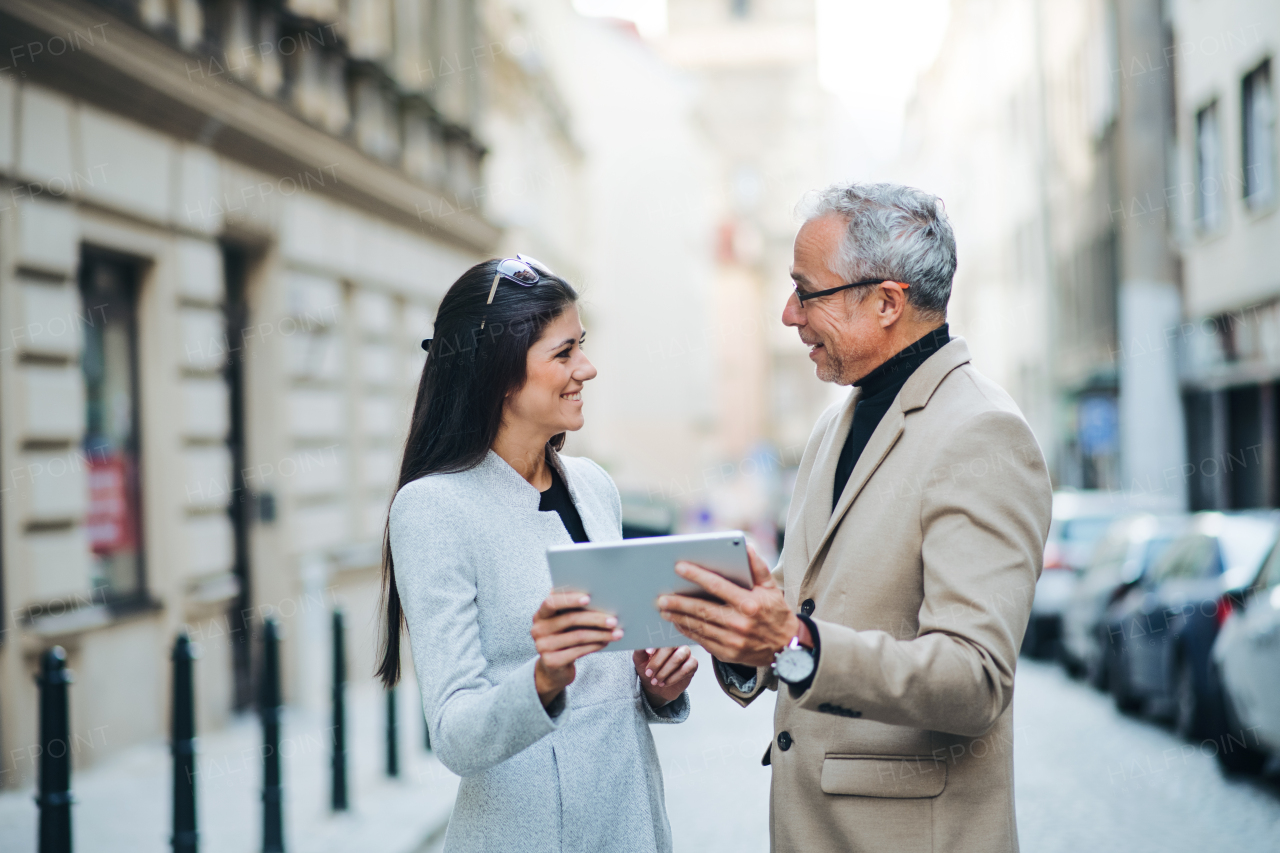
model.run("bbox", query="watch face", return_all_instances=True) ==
[774,648,815,684]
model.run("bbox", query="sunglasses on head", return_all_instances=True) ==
[421,254,557,351]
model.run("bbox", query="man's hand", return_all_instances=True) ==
[657,543,801,668]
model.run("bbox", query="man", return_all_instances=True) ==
[658,182,1052,852]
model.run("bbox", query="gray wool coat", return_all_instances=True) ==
[390,449,690,853]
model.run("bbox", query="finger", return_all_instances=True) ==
[663,613,742,658]
[654,646,690,683]
[543,642,609,669]
[668,655,699,687]
[674,561,752,609]
[632,648,650,671]
[537,591,591,618]
[537,627,622,653]
[745,542,775,589]
[644,647,676,678]
[537,609,618,636]
[657,593,745,633]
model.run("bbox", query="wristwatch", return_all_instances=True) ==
[772,633,816,685]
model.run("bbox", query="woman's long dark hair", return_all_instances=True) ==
[376,258,579,687]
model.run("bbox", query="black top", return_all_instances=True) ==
[539,464,590,543]
[832,324,950,510]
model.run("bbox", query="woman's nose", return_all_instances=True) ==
[576,354,598,381]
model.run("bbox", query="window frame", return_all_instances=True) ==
[1242,58,1276,212]
[78,249,149,609]
[1195,99,1225,233]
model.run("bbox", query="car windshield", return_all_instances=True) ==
[1141,536,1175,571]
[1060,517,1114,544]
[1219,520,1280,587]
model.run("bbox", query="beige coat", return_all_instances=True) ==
[718,338,1052,853]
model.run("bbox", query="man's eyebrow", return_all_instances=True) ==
[790,269,812,285]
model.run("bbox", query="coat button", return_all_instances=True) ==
[777,731,792,751]
[800,599,815,616]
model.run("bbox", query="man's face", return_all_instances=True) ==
[783,215,886,385]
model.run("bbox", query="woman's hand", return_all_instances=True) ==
[531,592,622,708]
[633,646,698,707]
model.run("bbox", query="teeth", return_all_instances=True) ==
[562,392,581,400]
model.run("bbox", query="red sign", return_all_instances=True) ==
[85,452,136,554]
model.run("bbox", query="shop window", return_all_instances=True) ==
[80,253,145,602]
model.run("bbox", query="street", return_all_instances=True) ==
[645,651,1280,853]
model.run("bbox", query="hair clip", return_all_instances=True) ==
[420,338,432,352]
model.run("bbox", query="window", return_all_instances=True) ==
[1196,101,1224,231]
[1242,59,1275,209]
[80,253,145,602]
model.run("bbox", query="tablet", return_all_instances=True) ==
[546,530,752,652]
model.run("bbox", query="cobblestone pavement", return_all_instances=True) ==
[648,651,1280,853]
[423,650,1280,853]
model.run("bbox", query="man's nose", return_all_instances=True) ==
[782,292,804,327]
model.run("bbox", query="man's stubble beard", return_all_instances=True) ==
[815,346,846,384]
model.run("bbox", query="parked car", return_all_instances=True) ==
[1060,513,1187,687]
[1103,511,1280,740]
[1212,532,1280,772]
[1024,491,1125,658]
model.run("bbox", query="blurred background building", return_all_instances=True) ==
[894,0,1280,512]
[0,0,852,788]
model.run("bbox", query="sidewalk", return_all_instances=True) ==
[0,680,458,853]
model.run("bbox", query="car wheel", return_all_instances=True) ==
[1110,646,1142,713]
[1173,656,1206,740]
[1085,645,1107,692]
[1086,625,1111,691]
[1058,642,1084,678]
[1212,669,1267,775]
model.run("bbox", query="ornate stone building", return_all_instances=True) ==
[0,0,498,785]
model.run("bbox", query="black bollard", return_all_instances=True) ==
[36,646,73,853]
[386,687,398,778]
[171,635,198,853]
[330,610,348,811]
[260,618,284,853]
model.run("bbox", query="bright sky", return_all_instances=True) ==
[573,0,952,163]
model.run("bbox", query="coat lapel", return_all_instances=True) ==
[802,389,860,561]
[548,451,617,543]
[800,337,974,591]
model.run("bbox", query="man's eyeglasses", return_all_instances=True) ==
[793,278,897,305]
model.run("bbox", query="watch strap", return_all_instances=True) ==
[787,613,821,696]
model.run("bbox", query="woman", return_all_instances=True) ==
[377,256,697,853]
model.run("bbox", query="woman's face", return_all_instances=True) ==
[505,305,597,437]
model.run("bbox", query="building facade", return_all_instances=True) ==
[0,0,497,786]
[896,0,1188,508]
[1171,0,1280,510]
[658,0,841,545]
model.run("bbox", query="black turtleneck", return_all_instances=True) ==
[831,324,950,511]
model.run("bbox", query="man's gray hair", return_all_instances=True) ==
[797,182,956,319]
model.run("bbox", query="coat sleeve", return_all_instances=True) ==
[712,562,784,707]
[793,410,1052,737]
[391,480,568,777]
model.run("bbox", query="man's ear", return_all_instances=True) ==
[877,281,909,328]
